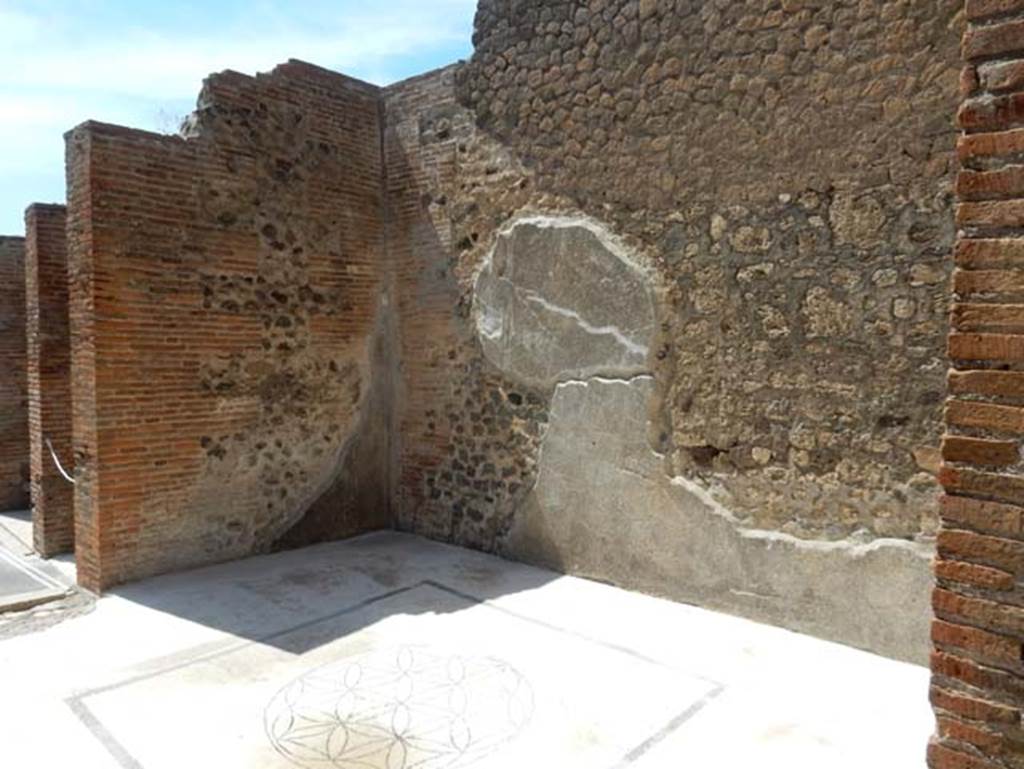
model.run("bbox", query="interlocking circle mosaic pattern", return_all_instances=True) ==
[265,646,535,768]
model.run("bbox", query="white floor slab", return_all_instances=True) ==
[0,511,72,613]
[0,510,33,555]
[0,532,934,769]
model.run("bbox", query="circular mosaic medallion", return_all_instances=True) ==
[265,646,534,768]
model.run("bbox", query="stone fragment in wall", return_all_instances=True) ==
[829,191,887,248]
[801,286,853,338]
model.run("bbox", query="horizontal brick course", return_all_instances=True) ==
[966,0,1024,21]
[932,618,1023,669]
[956,238,1024,267]
[958,129,1024,161]
[933,650,1024,701]
[942,436,1020,466]
[963,17,1024,60]
[930,685,1019,724]
[938,528,1024,574]
[928,740,1008,769]
[934,586,1024,637]
[954,269,1024,296]
[949,369,1024,398]
[979,59,1024,93]
[949,332,1024,360]
[936,717,1006,758]
[958,199,1024,228]
[946,400,1024,434]
[936,557,1016,589]
[957,166,1024,201]
[952,303,1024,332]
[941,495,1024,538]
[959,92,1024,133]
[941,464,1024,505]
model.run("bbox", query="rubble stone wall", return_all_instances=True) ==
[56,0,967,664]
[386,0,964,663]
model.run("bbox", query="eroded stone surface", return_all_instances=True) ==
[474,218,656,389]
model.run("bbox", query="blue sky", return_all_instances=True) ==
[0,0,476,234]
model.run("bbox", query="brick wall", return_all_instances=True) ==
[0,236,29,512]
[384,68,552,552]
[931,1,1024,766]
[25,204,74,557]
[383,68,475,540]
[65,61,391,591]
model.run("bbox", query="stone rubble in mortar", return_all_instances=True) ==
[661,190,950,541]
[456,0,960,541]
[420,354,549,553]
[397,104,557,547]
[189,94,370,553]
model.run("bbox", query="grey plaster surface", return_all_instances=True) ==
[0,533,932,768]
[506,376,934,664]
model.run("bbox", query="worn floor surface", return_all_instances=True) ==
[0,531,932,768]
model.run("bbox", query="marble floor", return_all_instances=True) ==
[0,531,933,768]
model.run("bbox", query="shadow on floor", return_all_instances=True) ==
[106,530,558,655]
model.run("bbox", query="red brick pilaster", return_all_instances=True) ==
[931,2,1024,766]
[0,236,29,512]
[25,204,73,557]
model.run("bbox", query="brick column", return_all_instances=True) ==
[25,204,74,557]
[0,236,29,512]
[931,1,1024,767]
[65,126,101,592]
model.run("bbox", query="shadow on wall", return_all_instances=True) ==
[90,76,515,653]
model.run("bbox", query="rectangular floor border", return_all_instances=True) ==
[66,578,726,768]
